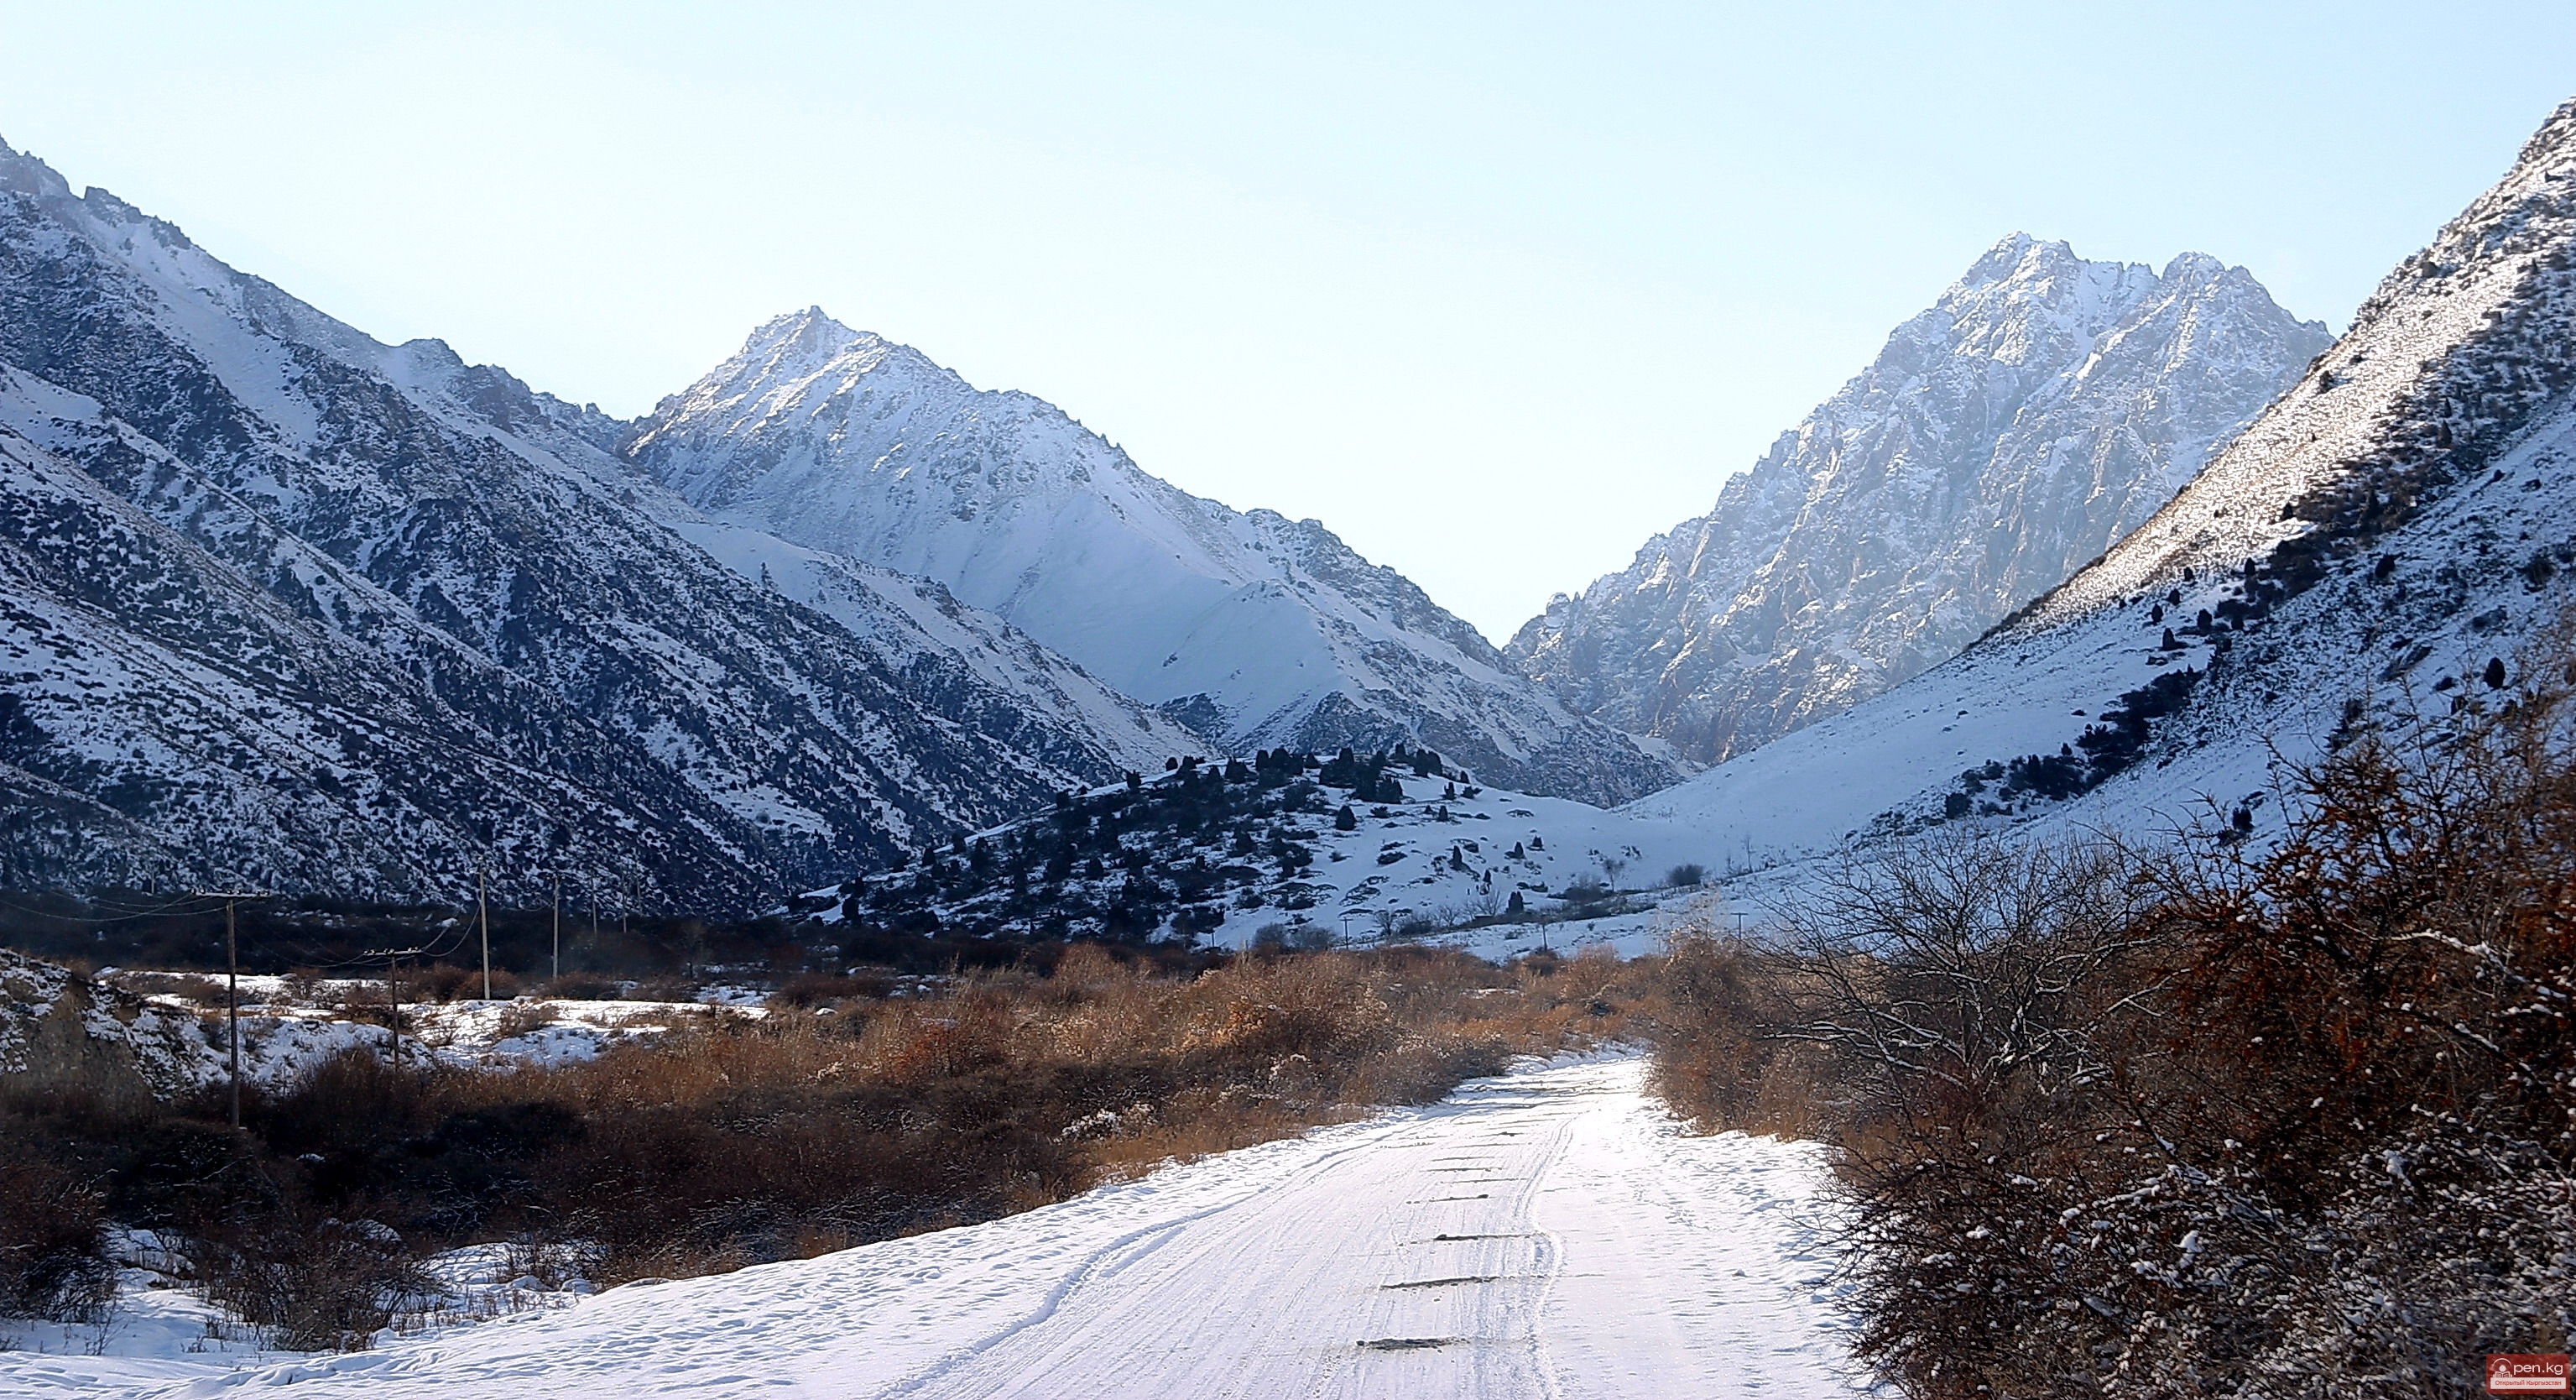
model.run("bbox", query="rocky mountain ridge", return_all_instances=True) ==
[0,138,1207,907]
[1629,98,2576,887]
[1510,235,2331,765]
[623,311,1682,806]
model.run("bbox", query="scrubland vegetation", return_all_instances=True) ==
[0,942,1655,1350]
[1652,655,2576,1397]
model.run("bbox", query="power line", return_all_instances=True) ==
[0,891,219,924]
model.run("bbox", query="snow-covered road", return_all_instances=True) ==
[57,1056,1864,1399]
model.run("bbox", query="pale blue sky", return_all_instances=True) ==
[2,2,2570,639]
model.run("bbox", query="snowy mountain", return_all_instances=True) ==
[623,313,1681,806]
[1510,237,2329,765]
[0,139,1207,907]
[1627,98,2576,882]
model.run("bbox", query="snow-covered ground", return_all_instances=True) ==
[0,1234,587,1397]
[13,1055,1867,1400]
[91,972,767,1087]
[1202,771,1742,959]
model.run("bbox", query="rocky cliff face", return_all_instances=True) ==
[1629,100,2576,876]
[0,948,213,1106]
[624,313,1681,805]
[0,141,1206,907]
[1510,236,2330,765]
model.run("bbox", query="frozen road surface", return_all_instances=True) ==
[55,1056,1866,1398]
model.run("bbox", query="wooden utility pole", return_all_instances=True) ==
[194,890,270,1129]
[551,869,562,984]
[227,898,242,1125]
[388,950,402,1066]
[364,942,428,1068]
[477,862,492,1001]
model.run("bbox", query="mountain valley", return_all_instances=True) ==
[3,39,2574,1400]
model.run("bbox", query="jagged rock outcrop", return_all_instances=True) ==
[1510,236,2330,765]
[0,948,214,1105]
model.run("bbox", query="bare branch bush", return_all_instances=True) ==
[1645,625,2576,1398]
[0,1147,115,1324]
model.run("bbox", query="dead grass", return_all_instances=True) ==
[487,1000,559,1042]
[108,970,225,1004]
[4,938,1669,1344]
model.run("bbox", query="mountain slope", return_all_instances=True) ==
[0,385,763,899]
[623,313,1681,806]
[1511,238,2329,765]
[0,140,1207,906]
[1629,98,2576,878]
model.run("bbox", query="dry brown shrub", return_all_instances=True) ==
[1642,633,2576,1400]
[1648,932,1839,1138]
[534,972,622,1001]
[769,969,894,1007]
[623,974,702,1004]
[488,1000,559,1042]
[186,1212,430,1351]
[278,968,329,1006]
[0,1147,114,1322]
[112,970,224,1004]
[14,935,1639,1340]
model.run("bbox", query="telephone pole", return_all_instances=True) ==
[364,941,429,1068]
[477,862,492,1001]
[388,949,402,1067]
[192,890,271,1129]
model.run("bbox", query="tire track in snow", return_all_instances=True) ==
[112,1056,1864,1400]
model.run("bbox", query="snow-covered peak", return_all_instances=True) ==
[1510,234,2327,767]
[627,323,1683,805]
[0,138,78,204]
[705,306,936,402]
[0,154,1240,906]
[1628,97,2576,912]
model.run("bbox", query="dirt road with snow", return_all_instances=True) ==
[75,1056,1863,1399]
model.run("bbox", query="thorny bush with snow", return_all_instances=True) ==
[1653,635,2576,1398]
